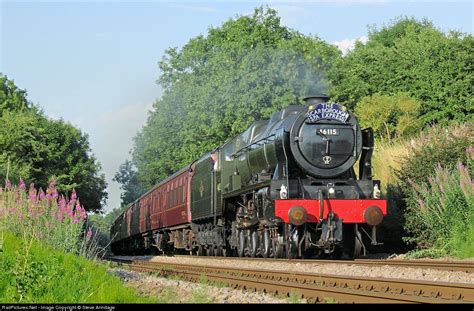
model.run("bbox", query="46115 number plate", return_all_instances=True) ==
[318,128,339,136]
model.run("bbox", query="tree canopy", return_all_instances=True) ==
[0,74,32,115]
[329,17,473,125]
[355,93,421,142]
[132,6,340,188]
[113,160,144,207]
[0,74,107,212]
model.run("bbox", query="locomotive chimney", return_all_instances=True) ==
[303,94,330,106]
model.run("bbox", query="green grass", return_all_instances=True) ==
[323,297,337,303]
[452,219,474,259]
[0,231,155,303]
[287,290,302,303]
[191,287,214,304]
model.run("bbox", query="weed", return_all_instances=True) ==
[191,287,213,304]
[212,280,228,288]
[323,297,337,303]
[287,290,302,303]
[198,273,208,285]
[404,248,446,259]
[159,286,178,303]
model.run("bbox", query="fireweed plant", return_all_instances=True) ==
[0,179,156,303]
[403,150,474,258]
[0,178,92,256]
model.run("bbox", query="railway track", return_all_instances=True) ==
[108,257,474,303]
[170,255,474,273]
[202,256,474,273]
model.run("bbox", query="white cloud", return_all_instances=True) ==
[270,5,311,28]
[169,4,219,13]
[86,101,153,212]
[333,35,368,55]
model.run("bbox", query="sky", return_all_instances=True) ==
[0,0,472,213]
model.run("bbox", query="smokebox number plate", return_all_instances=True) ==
[318,128,339,136]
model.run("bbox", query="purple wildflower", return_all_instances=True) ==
[76,200,87,220]
[5,179,11,190]
[39,189,45,200]
[86,228,93,241]
[59,195,66,206]
[47,178,58,199]
[28,183,37,202]
[19,178,25,191]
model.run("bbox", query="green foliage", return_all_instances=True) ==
[287,290,303,303]
[0,74,32,116]
[371,124,473,254]
[404,248,446,259]
[323,297,337,304]
[355,93,421,142]
[452,218,474,259]
[330,17,474,125]
[400,149,473,257]
[396,123,473,190]
[113,160,144,207]
[0,232,153,303]
[190,287,214,304]
[0,75,107,212]
[132,6,340,188]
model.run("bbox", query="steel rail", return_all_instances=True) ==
[107,258,474,303]
[166,254,474,273]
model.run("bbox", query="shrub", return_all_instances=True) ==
[396,123,473,192]
[372,123,473,254]
[402,158,473,257]
[355,93,421,142]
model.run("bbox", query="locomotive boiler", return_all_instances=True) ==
[111,95,387,259]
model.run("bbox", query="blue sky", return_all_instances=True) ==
[1,0,472,213]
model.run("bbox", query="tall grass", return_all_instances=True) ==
[403,154,474,258]
[372,139,411,189]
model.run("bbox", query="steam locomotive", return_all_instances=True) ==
[110,95,387,259]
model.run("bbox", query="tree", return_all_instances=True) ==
[0,74,107,212]
[113,160,144,207]
[0,74,32,115]
[133,6,341,188]
[355,93,421,142]
[329,17,474,125]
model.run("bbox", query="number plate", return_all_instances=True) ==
[318,128,339,136]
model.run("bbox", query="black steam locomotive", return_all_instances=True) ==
[111,95,387,259]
